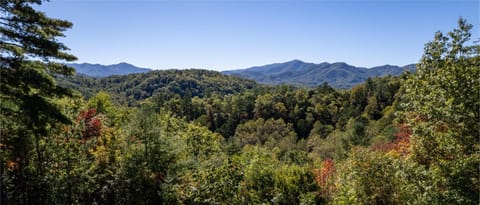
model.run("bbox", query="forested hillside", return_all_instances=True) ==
[223,60,416,88]
[1,1,478,204]
[57,69,258,105]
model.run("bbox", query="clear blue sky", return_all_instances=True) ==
[38,0,479,71]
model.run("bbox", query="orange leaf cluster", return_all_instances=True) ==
[372,124,412,156]
[313,159,336,199]
[7,158,20,172]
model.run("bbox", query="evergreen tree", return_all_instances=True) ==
[1,0,76,203]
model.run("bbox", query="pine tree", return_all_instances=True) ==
[1,0,76,203]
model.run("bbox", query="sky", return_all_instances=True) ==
[38,0,479,71]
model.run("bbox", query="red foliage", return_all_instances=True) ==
[7,158,21,172]
[77,108,96,122]
[372,124,412,156]
[77,108,102,140]
[313,159,336,199]
[390,124,412,156]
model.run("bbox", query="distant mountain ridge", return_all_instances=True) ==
[223,60,416,88]
[68,62,151,77]
[68,60,416,88]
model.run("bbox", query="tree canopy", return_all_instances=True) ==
[1,0,77,203]
[1,1,478,204]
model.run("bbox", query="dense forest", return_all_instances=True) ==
[1,1,479,204]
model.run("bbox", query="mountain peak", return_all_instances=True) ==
[68,62,151,77]
[116,62,132,66]
[287,59,305,64]
[223,61,415,88]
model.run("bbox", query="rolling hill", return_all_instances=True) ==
[223,60,416,88]
[57,69,258,105]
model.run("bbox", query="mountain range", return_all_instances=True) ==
[68,60,416,88]
[69,62,151,77]
[223,60,416,88]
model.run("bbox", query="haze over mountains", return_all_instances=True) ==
[69,60,415,88]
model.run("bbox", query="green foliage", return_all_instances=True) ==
[344,116,369,146]
[3,2,475,204]
[181,156,243,204]
[307,129,345,161]
[1,0,77,203]
[57,69,258,106]
[232,118,302,157]
[309,121,334,140]
[272,164,318,204]
[335,148,398,205]
[334,147,440,205]
[335,18,479,205]
[236,146,319,205]
[399,18,479,204]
